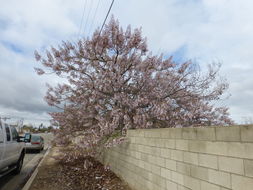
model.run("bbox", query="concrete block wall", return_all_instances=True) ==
[102,125,253,190]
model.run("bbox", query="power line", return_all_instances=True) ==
[0,117,11,121]
[88,0,102,36]
[0,114,50,122]
[82,0,94,37]
[99,0,115,36]
[78,0,88,37]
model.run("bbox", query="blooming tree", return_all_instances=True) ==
[35,17,233,157]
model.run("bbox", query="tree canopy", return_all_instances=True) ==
[35,17,233,157]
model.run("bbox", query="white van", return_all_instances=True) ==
[0,122,25,176]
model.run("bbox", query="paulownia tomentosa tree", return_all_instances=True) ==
[35,17,233,158]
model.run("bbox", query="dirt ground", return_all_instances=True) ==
[29,147,131,190]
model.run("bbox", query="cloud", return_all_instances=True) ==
[0,0,252,125]
[113,0,253,123]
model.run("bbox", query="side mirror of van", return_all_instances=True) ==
[17,136,24,142]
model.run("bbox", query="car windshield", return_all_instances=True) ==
[31,135,41,142]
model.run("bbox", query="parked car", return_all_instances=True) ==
[0,122,25,176]
[25,134,44,153]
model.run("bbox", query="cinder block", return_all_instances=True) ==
[129,144,138,151]
[218,156,244,175]
[144,130,161,138]
[160,129,171,138]
[220,188,230,190]
[135,130,145,137]
[216,126,241,142]
[159,177,167,189]
[143,161,152,172]
[177,185,191,190]
[136,137,144,145]
[127,130,136,137]
[171,150,184,161]
[161,168,171,179]
[166,180,177,190]
[138,160,146,169]
[142,137,149,145]
[232,174,253,190]
[244,159,253,177]
[141,145,150,154]
[146,138,157,147]
[165,159,177,171]
[183,152,199,165]
[182,128,197,140]
[129,150,136,157]
[205,141,228,156]
[151,183,163,190]
[199,154,218,169]
[171,171,184,185]
[190,165,209,181]
[227,142,253,159]
[141,153,149,162]
[154,175,166,188]
[183,175,201,190]
[135,166,149,179]
[150,173,166,187]
[135,176,149,190]
[208,169,231,189]
[156,157,166,167]
[196,127,216,141]
[146,181,155,190]
[148,155,156,165]
[161,148,171,158]
[241,125,253,142]
[189,140,207,153]
[242,143,253,159]
[128,137,136,143]
[170,128,182,139]
[135,151,141,159]
[125,161,136,172]
[177,161,191,175]
[200,181,220,190]
[164,139,176,149]
[150,147,161,156]
[156,139,165,148]
[176,140,189,151]
[151,164,161,175]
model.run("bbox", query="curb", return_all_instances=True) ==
[22,146,51,190]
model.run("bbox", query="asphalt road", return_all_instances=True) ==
[0,149,46,190]
[0,133,53,190]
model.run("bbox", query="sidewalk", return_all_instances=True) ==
[28,147,63,190]
[27,147,131,190]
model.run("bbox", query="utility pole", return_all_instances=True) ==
[17,118,24,133]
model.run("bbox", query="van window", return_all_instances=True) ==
[11,127,18,141]
[5,124,11,141]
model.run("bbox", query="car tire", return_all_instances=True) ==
[13,152,25,174]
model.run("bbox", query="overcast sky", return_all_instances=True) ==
[0,0,252,126]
